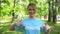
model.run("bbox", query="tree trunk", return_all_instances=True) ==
[11,0,16,23]
[52,0,56,24]
[48,1,51,22]
[52,0,58,24]
[53,9,56,24]
[11,10,15,23]
[58,0,60,15]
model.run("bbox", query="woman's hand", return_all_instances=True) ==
[15,21,22,26]
[10,21,22,31]
[44,24,50,31]
[44,23,51,34]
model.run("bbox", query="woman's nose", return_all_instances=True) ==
[29,10,34,13]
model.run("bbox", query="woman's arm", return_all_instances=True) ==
[9,23,15,31]
[43,24,51,34]
[44,29,51,34]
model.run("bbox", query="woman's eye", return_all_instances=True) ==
[29,9,32,10]
[29,9,35,11]
[33,9,35,11]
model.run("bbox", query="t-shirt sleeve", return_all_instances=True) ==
[39,20,47,32]
[20,18,26,26]
[20,19,24,26]
[14,20,24,31]
[39,20,45,27]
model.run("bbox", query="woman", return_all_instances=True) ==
[10,3,50,34]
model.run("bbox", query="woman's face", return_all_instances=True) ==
[28,6,36,18]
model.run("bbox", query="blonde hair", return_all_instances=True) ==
[27,3,36,9]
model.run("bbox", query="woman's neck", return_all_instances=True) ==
[30,16,36,19]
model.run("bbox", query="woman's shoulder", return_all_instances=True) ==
[21,18,29,21]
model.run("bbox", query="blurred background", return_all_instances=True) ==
[0,0,60,34]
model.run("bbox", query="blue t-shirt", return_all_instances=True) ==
[15,18,46,34]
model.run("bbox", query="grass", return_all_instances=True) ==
[0,21,60,34]
[47,21,60,34]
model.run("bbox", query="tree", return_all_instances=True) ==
[58,0,60,15]
[48,0,51,22]
[11,0,16,23]
[52,0,58,24]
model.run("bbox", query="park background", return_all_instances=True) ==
[0,0,60,34]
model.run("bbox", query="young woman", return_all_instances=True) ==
[10,3,50,34]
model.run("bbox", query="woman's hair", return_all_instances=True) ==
[27,3,36,9]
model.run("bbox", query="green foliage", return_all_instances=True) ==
[0,0,49,19]
[1,0,59,20]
